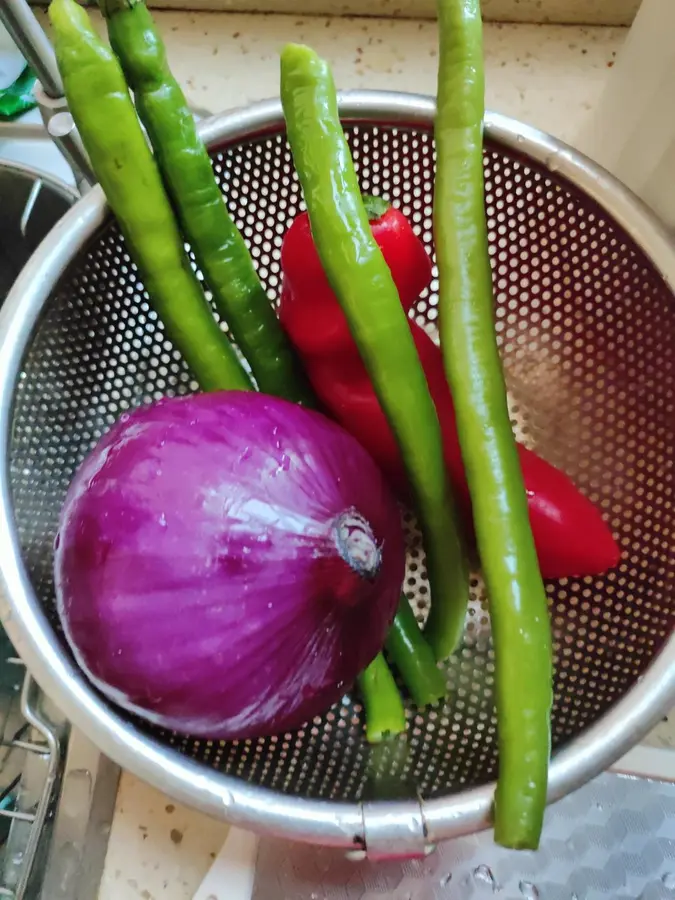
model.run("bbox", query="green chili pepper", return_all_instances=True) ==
[364,594,445,743]
[357,652,406,743]
[49,0,251,394]
[434,0,552,850]
[386,596,446,708]
[97,0,312,406]
[280,43,469,662]
[363,597,445,741]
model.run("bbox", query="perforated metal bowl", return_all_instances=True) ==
[0,93,674,856]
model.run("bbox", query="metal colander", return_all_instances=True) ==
[0,93,674,857]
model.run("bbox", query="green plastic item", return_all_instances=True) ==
[0,67,37,120]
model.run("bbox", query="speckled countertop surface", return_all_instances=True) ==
[32,0,642,25]
[32,8,665,899]
[34,7,625,148]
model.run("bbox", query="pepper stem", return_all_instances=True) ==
[97,0,142,17]
[362,193,390,223]
[334,509,381,579]
[357,654,406,742]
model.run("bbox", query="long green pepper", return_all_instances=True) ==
[280,44,469,662]
[358,593,447,743]
[386,596,445,708]
[434,0,552,849]
[98,0,313,405]
[48,0,251,395]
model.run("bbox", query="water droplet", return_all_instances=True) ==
[11,851,23,867]
[474,864,497,889]
[662,872,675,890]
[440,872,452,887]
[519,881,540,899]
[158,512,167,527]
[221,789,234,808]
[571,893,579,900]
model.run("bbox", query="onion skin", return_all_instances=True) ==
[55,392,405,740]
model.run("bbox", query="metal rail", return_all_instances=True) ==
[0,0,94,189]
[0,665,62,900]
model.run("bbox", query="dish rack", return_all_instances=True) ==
[0,661,62,899]
[0,656,118,899]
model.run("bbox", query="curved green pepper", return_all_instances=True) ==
[98,0,313,405]
[357,652,406,743]
[386,596,445,708]
[49,0,251,395]
[280,43,469,663]
[434,0,552,850]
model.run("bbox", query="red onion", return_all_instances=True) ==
[54,392,405,739]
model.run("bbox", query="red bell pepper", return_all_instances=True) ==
[280,195,431,356]
[279,204,621,581]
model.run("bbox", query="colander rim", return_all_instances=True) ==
[0,91,674,852]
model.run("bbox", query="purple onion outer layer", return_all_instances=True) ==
[54,391,405,740]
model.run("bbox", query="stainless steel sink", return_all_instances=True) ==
[0,161,118,900]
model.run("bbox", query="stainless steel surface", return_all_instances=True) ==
[252,771,675,899]
[0,92,674,854]
[360,801,430,862]
[0,0,61,99]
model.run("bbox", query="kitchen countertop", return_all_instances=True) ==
[33,7,625,148]
[26,7,673,899]
[83,0,645,26]
[31,0,642,27]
